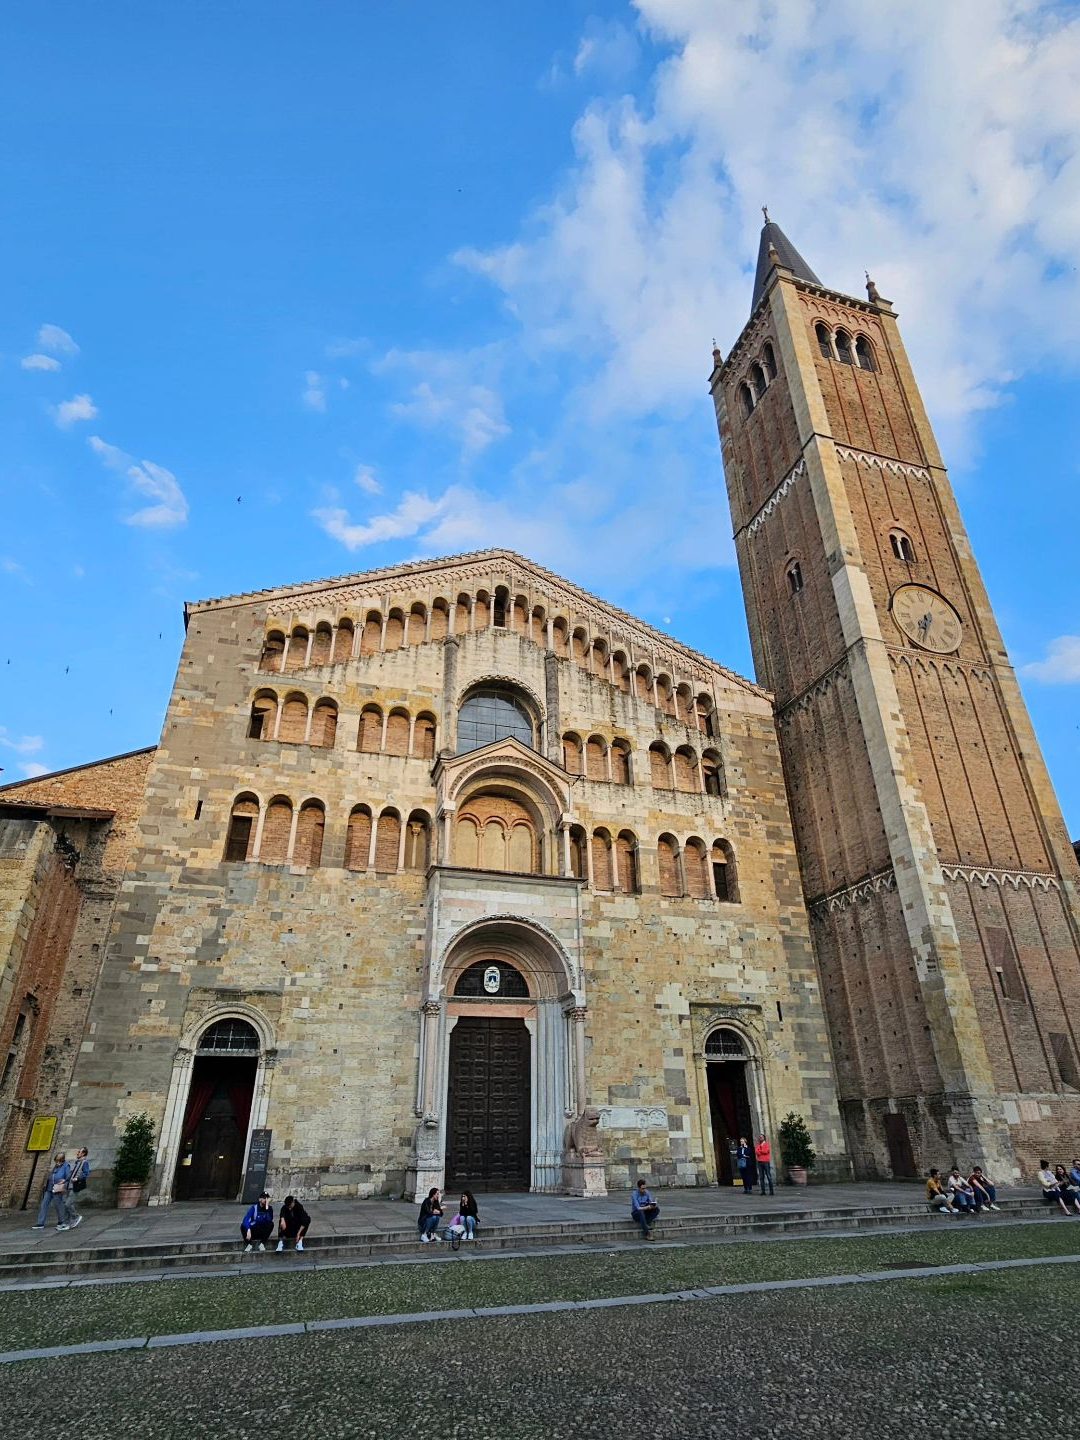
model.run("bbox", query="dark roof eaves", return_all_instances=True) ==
[0,746,157,796]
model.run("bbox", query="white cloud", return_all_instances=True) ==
[302,371,327,412]
[1,557,31,583]
[37,324,78,356]
[457,0,1080,462]
[87,435,190,529]
[53,393,97,428]
[573,18,640,80]
[1022,636,1080,684]
[20,762,50,779]
[376,347,510,458]
[354,464,382,496]
[312,491,450,551]
[0,728,44,757]
[21,353,61,372]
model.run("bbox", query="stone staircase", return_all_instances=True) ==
[0,1195,1049,1284]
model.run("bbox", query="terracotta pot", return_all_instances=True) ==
[788,1166,809,1186]
[116,1182,144,1209]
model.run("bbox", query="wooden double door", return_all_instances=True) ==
[446,1015,531,1190]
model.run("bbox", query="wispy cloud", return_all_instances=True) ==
[376,346,510,458]
[88,435,190,529]
[312,491,450,550]
[37,324,79,357]
[53,393,97,428]
[354,464,382,496]
[21,353,61,372]
[1,557,32,584]
[1022,636,1080,684]
[302,371,327,412]
[19,762,50,779]
[0,728,45,757]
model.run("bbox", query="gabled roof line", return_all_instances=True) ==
[0,746,157,796]
[186,548,771,699]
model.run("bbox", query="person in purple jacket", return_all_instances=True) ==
[241,1193,274,1252]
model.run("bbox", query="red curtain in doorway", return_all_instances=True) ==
[181,1077,216,1145]
[228,1083,252,1144]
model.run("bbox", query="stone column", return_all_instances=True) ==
[150,1045,194,1206]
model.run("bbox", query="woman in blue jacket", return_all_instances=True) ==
[241,1193,274,1251]
[31,1154,72,1232]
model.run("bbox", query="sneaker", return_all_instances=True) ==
[295,1240,304,1252]
[276,1240,285,1252]
[244,1243,253,1253]
[31,1224,45,1231]
[56,1224,70,1232]
[989,1204,1001,1212]
[71,1215,83,1228]
[257,1242,265,1252]
[432,1233,443,1242]
[421,1234,431,1243]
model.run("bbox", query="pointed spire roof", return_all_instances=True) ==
[751,218,822,310]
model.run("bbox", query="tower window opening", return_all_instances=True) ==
[856,335,877,371]
[890,530,916,564]
[786,560,804,595]
[835,330,854,365]
[763,343,777,382]
[739,383,754,418]
[751,362,768,398]
[815,323,833,360]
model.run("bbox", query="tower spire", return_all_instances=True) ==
[751,216,822,311]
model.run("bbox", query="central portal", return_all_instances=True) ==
[446,1015,531,1190]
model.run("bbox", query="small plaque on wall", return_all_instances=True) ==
[241,1128,272,1204]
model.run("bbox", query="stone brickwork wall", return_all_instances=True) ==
[53,550,847,1201]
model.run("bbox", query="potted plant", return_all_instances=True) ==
[114,1111,156,1208]
[778,1112,816,1186]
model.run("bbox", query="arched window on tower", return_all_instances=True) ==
[285,626,309,672]
[224,794,259,862]
[855,335,877,372]
[259,632,285,673]
[739,383,754,418]
[414,713,437,760]
[616,830,640,894]
[294,800,325,868]
[357,705,382,754]
[405,811,431,870]
[562,732,583,775]
[311,624,332,665]
[332,619,354,664]
[569,824,587,880]
[374,809,401,872]
[763,343,777,382]
[835,329,854,365]
[712,840,738,903]
[751,362,767,398]
[815,323,833,360]
[309,700,338,749]
[610,739,632,786]
[361,610,382,656]
[260,796,293,865]
[786,560,804,595]
[684,837,710,899]
[248,691,277,741]
[590,829,613,891]
[657,834,682,897]
[702,750,725,798]
[345,806,372,870]
[889,530,916,564]
[649,743,673,790]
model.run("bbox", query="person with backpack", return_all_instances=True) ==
[240,1192,275,1251]
[31,1153,73,1232]
[65,1148,91,1228]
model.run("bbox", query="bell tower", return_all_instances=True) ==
[711,219,1080,1179]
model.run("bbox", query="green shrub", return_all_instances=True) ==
[114,1111,156,1186]
[778,1112,816,1170]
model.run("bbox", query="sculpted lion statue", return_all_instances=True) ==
[566,1107,603,1158]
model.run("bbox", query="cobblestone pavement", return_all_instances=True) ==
[0,1180,1012,1255]
[1,1263,1073,1437]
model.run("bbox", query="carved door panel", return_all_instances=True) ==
[189,1111,244,1199]
[446,1017,531,1190]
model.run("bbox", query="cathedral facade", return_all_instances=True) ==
[1,224,1077,1204]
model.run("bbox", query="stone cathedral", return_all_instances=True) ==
[1,223,1078,1206]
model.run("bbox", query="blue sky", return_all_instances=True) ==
[2,1,1079,834]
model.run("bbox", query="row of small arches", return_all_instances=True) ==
[223,793,737,901]
[247,691,437,758]
[815,323,877,370]
[738,342,779,415]
[258,601,718,731]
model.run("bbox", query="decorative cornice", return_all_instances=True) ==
[740,459,806,539]
[888,649,993,683]
[941,864,1060,893]
[808,866,897,916]
[776,657,851,722]
[834,445,930,481]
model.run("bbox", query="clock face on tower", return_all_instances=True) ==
[890,584,963,653]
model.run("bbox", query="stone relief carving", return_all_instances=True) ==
[595,1106,669,1132]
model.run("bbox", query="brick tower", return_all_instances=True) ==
[710,219,1080,1179]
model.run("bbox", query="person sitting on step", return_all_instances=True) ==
[631,1178,660,1241]
[926,1168,958,1216]
[458,1189,479,1241]
[1054,1165,1080,1212]
[1036,1161,1078,1215]
[418,1186,443,1243]
[946,1167,981,1214]
[276,1195,311,1252]
[241,1192,274,1251]
[968,1166,1001,1212]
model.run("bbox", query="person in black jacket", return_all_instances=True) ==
[418,1186,443,1243]
[735,1137,755,1195]
[276,1195,311,1252]
[458,1189,479,1240]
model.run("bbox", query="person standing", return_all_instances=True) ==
[736,1137,755,1194]
[755,1134,775,1196]
[458,1189,479,1240]
[276,1195,311,1252]
[631,1178,660,1240]
[65,1148,91,1228]
[418,1186,443,1243]
[31,1153,72,1232]
[240,1193,275,1251]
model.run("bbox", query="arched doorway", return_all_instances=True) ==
[445,960,532,1190]
[705,1028,755,1186]
[173,1019,259,1200]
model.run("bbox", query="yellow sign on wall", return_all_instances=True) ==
[26,1116,58,1153]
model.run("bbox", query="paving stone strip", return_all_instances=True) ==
[2,1251,1078,1367]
